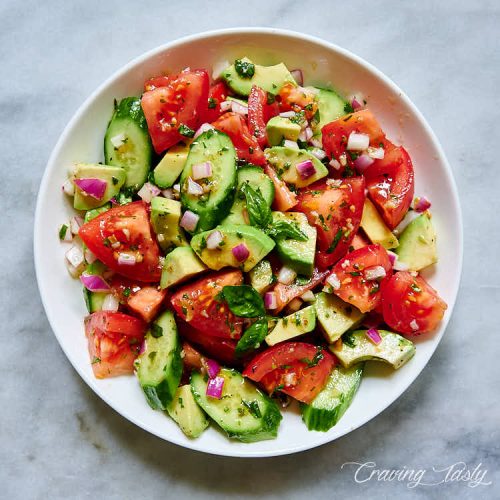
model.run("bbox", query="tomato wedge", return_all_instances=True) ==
[243,342,335,404]
[296,177,366,268]
[277,83,318,120]
[84,311,147,378]
[170,270,244,339]
[141,69,209,153]
[143,75,170,91]
[204,81,231,123]
[325,244,393,313]
[248,85,278,148]
[211,112,266,166]
[350,231,371,251]
[264,165,297,211]
[381,271,447,335]
[79,202,161,283]
[364,142,415,229]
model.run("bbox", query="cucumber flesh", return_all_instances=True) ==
[301,363,364,431]
[135,311,182,410]
[190,368,282,443]
[104,97,153,191]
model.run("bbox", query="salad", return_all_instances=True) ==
[59,57,447,442]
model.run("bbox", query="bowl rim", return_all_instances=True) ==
[34,27,463,457]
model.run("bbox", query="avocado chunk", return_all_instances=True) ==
[166,384,209,438]
[315,292,364,343]
[134,310,183,410]
[361,198,399,250]
[153,142,190,188]
[301,363,364,431]
[249,260,274,294]
[222,57,296,96]
[266,116,302,146]
[150,197,188,253]
[272,212,316,275]
[309,87,348,137]
[191,224,275,272]
[265,147,328,188]
[396,212,437,271]
[221,166,274,226]
[160,247,208,289]
[331,330,415,370]
[72,163,126,211]
[190,368,282,443]
[265,305,316,346]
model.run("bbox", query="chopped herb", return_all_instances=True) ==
[178,397,184,409]
[349,271,361,277]
[326,229,343,254]
[91,356,101,364]
[267,93,276,105]
[181,306,188,316]
[199,236,207,251]
[242,400,262,418]
[208,97,217,109]
[411,283,422,293]
[111,176,119,186]
[301,347,324,368]
[178,123,195,137]
[344,102,354,114]
[234,59,255,78]
[151,323,163,338]
[341,331,356,348]
[123,287,131,298]
[59,224,68,240]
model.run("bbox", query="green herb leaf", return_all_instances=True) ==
[207,97,217,109]
[326,228,343,254]
[242,399,262,418]
[300,347,324,368]
[240,183,272,229]
[59,224,68,240]
[341,331,356,348]
[178,123,195,138]
[344,102,354,114]
[151,323,163,338]
[234,59,255,79]
[266,220,308,242]
[222,285,265,318]
[235,318,268,355]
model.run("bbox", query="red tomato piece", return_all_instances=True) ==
[181,341,205,371]
[364,142,415,229]
[264,165,298,211]
[248,85,277,148]
[296,177,366,268]
[243,342,335,404]
[326,244,393,313]
[143,75,170,91]
[204,82,231,123]
[381,271,447,335]
[321,109,386,176]
[350,231,371,251]
[141,69,209,154]
[170,270,244,340]
[79,202,161,283]
[211,112,266,166]
[277,83,318,120]
[84,311,147,378]
[273,267,330,314]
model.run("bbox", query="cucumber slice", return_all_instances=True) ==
[301,364,364,431]
[221,166,274,225]
[190,368,282,443]
[309,87,348,137]
[180,130,237,232]
[83,288,106,313]
[104,97,153,191]
[135,311,182,410]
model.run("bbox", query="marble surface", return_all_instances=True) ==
[1,0,499,498]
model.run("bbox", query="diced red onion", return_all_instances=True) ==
[296,159,316,180]
[410,319,419,331]
[310,148,326,160]
[187,177,204,196]
[283,140,299,150]
[414,196,432,213]
[264,292,278,310]
[231,100,248,116]
[287,297,302,312]
[326,272,341,290]
[305,127,313,141]
[173,183,180,193]
[102,293,120,312]
[193,123,215,139]
[365,328,382,345]
[351,98,362,111]
[65,245,85,269]
[206,230,223,250]
[300,290,316,302]
[387,251,397,266]
[232,243,249,262]
[110,197,118,206]
[353,153,375,173]
[368,147,385,160]
[139,339,147,355]
[309,137,322,148]
[279,111,296,119]
[206,376,225,399]
[62,179,75,196]
[80,272,110,292]
[347,132,370,151]
[329,158,341,170]
[219,100,232,112]
[137,182,161,203]
[161,188,174,199]
[180,210,199,232]
[205,358,220,379]
[117,253,137,266]
[290,69,304,86]
[74,178,107,200]
[109,132,126,148]
[70,216,83,235]
[278,266,297,285]
[84,248,97,264]
[364,265,387,280]
[192,161,213,180]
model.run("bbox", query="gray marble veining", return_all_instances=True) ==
[1,0,499,498]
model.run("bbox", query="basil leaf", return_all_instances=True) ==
[222,285,265,318]
[266,220,308,241]
[234,59,255,79]
[235,318,268,355]
[240,184,272,229]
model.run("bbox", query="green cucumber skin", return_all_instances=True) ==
[300,364,364,432]
[104,97,153,191]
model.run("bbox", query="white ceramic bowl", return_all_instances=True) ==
[34,28,462,457]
